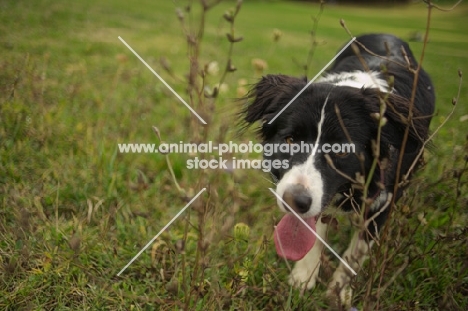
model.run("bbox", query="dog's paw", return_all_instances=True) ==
[326,282,353,308]
[326,269,353,307]
[288,263,319,290]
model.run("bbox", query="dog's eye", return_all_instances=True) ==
[335,152,349,158]
[285,136,294,145]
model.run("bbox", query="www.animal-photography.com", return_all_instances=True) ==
[1,0,467,310]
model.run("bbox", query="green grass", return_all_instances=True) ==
[1,0,467,310]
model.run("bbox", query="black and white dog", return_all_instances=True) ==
[243,34,435,303]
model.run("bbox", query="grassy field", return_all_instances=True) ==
[1,0,467,310]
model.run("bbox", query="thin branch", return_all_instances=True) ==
[400,70,462,184]
[427,0,463,12]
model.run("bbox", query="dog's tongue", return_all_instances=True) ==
[274,214,316,261]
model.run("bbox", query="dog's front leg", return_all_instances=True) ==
[289,217,328,291]
[326,231,374,307]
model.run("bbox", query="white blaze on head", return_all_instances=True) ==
[276,95,330,217]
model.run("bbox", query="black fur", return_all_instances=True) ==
[242,34,435,236]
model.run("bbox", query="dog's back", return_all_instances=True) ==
[331,34,435,120]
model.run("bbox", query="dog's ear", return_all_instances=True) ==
[243,74,306,125]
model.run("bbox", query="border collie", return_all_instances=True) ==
[242,34,435,305]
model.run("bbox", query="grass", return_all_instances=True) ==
[1,0,467,310]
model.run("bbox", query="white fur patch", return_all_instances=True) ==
[317,71,390,93]
[275,96,330,217]
[276,163,323,216]
[370,190,389,211]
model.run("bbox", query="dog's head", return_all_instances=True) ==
[242,74,426,259]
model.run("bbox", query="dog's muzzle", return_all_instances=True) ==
[282,184,312,214]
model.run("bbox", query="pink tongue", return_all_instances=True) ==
[274,214,316,261]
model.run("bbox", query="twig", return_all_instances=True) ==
[324,154,359,184]
[304,1,325,77]
[390,0,433,206]
[400,70,462,185]
[152,126,186,195]
[377,256,409,297]
[428,0,463,12]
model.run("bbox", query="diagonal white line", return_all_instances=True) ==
[268,37,356,125]
[118,36,207,125]
[268,188,357,276]
[117,188,207,276]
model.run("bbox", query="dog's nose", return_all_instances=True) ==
[282,184,312,214]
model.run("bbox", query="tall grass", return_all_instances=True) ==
[0,0,467,310]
